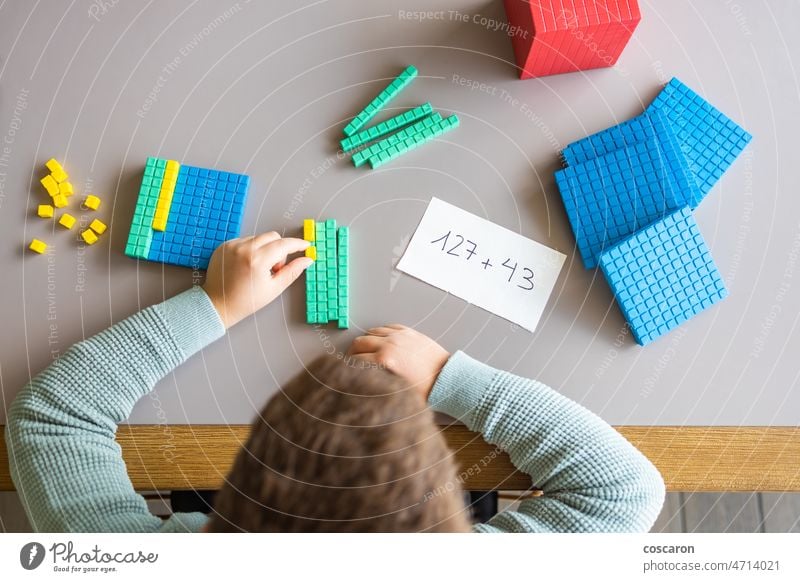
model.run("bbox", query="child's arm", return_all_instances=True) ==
[348,325,666,533]
[6,234,312,532]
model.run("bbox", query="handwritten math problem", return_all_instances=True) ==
[429,230,536,290]
[397,198,566,332]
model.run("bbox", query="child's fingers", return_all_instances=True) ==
[252,231,281,248]
[366,326,396,337]
[270,258,287,274]
[348,335,384,354]
[259,237,310,264]
[270,256,312,289]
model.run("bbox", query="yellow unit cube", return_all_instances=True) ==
[29,239,48,254]
[83,194,101,210]
[58,213,77,229]
[59,181,74,196]
[305,246,317,260]
[45,158,63,174]
[81,229,98,245]
[45,159,68,183]
[37,204,54,218]
[303,219,315,242]
[89,218,107,234]
[53,194,68,208]
[41,175,59,196]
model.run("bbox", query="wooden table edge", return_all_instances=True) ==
[2,425,799,492]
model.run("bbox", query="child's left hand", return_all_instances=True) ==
[203,232,312,328]
[348,324,451,401]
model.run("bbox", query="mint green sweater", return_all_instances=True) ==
[6,287,665,533]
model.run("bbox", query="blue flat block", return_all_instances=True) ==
[555,137,684,269]
[561,109,701,209]
[647,77,752,199]
[599,207,728,346]
[145,164,249,270]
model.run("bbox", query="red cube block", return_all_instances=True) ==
[503,0,641,79]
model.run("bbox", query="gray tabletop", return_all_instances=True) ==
[0,0,797,426]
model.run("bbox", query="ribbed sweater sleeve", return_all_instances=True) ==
[5,287,225,532]
[428,351,665,533]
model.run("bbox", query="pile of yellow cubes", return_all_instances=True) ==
[29,158,106,254]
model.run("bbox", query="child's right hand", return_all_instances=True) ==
[203,232,312,329]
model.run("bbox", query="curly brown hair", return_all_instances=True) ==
[208,355,471,532]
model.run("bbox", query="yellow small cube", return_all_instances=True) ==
[303,219,315,242]
[59,181,74,196]
[29,239,48,254]
[58,213,77,229]
[41,175,59,196]
[305,245,317,260]
[89,218,107,234]
[83,194,101,210]
[53,194,68,208]
[45,158,63,174]
[37,204,54,218]
[81,229,99,245]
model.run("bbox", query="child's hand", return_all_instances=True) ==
[348,324,450,401]
[203,232,312,329]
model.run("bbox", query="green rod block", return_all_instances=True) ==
[342,65,418,136]
[352,113,442,167]
[340,103,432,152]
[369,115,460,168]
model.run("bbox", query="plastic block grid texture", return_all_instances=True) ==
[323,220,338,321]
[529,0,641,32]
[305,219,349,326]
[343,66,418,136]
[648,77,752,199]
[599,207,728,346]
[555,137,683,269]
[307,220,338,324]
[148,164,249,269]
[340,103,433,152]
[125,157,249,269]
[337,227,349,329]
[369,115,460,168]
[507,0,641,79]
[561,109,702,209]
[352,113,443,167]
[125,157,164,259]
[304,219,318,323]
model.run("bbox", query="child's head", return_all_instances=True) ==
[208,355,471,532]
